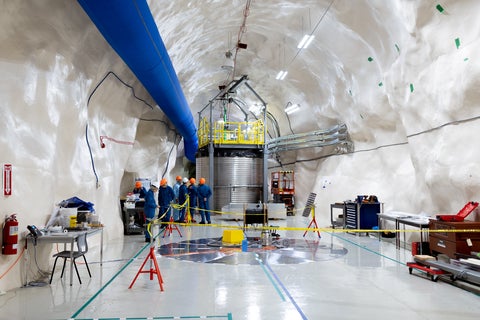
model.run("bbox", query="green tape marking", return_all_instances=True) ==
[410,83,414,92]
[436,4,444,13]
[455,38,460,49]
[69,314,232,319]
[378,82,383,87]
[368,57,373,62]
[255,254,286,301]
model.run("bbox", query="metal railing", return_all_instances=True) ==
[198,118,264,148]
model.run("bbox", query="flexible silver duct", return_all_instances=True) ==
[267,123,352,153]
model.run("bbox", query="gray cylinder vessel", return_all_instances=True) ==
[196,155,263,210]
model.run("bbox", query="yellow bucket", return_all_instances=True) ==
[69,216,77,228]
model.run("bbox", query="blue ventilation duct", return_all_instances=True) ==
[78,0,198,162]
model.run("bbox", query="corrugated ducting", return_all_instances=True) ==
[196,156,263,210]
[77,0,198,162]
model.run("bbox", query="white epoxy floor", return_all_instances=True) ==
[1,215,479,320]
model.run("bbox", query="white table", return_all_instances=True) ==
[377,211,413,248]
[397,216,430,253]
[27,227,103,286]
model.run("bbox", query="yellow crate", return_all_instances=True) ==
[222,229,244,244]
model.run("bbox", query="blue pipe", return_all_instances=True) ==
[78,0,198,162]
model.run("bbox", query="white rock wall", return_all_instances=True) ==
[1,0,480,292]
[0,1,176,291]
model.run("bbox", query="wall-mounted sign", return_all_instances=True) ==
[3,164,12,196]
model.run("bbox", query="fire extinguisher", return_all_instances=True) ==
[2,214,19,255]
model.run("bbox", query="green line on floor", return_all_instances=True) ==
[71,229,168,319]
[70,314,232,319]
[70,242,151,319]
[255,253,286,301]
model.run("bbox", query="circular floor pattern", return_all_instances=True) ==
[157,237,348,265]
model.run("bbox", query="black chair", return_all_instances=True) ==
[49,233,91,284]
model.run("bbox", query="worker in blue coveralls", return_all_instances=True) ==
[188,178,198,223]
[177,177,189,222]
[197,177,212,224]
[143,184,158,242]
[172,175,182,221]
[158,178,175,227]
[132,181,147,199]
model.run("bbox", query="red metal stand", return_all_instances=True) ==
[129,245,164,291]
[163,215,182,238]
[303,206,321,238]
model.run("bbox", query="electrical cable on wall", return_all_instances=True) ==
[87,71,154,109]
[270,113,480,169]
[231,0,252,80]
[137,117,182,177]
[99,135,134,148]
[162,134,181,179]
[85,71,173,188]
[284,104,296,135]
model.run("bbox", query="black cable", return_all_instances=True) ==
[162,133,181,178]
[87,71,155,110]
[84,71,162,187]
[285,112,295,135]
[84,123,99,187]
[269,114,480,168]
[139,117,179,136]
[28,242,50,285]
[266,111,281,138]
[407,115,480,138]
[139,118,181,178]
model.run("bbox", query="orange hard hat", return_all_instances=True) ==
[199,178,206,185]
[160,178,167,186]
[189,178,196,184]
[135,181,142,188]
[176,175,182,181]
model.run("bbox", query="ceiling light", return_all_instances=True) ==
[276,70,288,80]
[221,58,234,71]
[285,103,300,115]
[221,51,234,71]
[297,34,315,49]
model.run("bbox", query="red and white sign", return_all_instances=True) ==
[3,164,12,196]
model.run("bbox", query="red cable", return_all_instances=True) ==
[0,245,26,280]
[100,135,134,147]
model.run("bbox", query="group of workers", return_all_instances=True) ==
[133,177,212,242]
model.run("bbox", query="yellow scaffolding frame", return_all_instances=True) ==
[198,118,264,148]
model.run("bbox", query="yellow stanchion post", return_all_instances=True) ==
[303,205,321,238]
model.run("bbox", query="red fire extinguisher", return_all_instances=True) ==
[2,214,19,255]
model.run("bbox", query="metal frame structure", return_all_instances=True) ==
[198,75,268,207]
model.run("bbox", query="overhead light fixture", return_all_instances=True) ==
[221,50,234,71]
[276,70,288,80]
[221,59,234,71]
[285,103,300,115]
[297,34,315,49]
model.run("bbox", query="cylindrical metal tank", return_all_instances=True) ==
[196,154,263,210]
